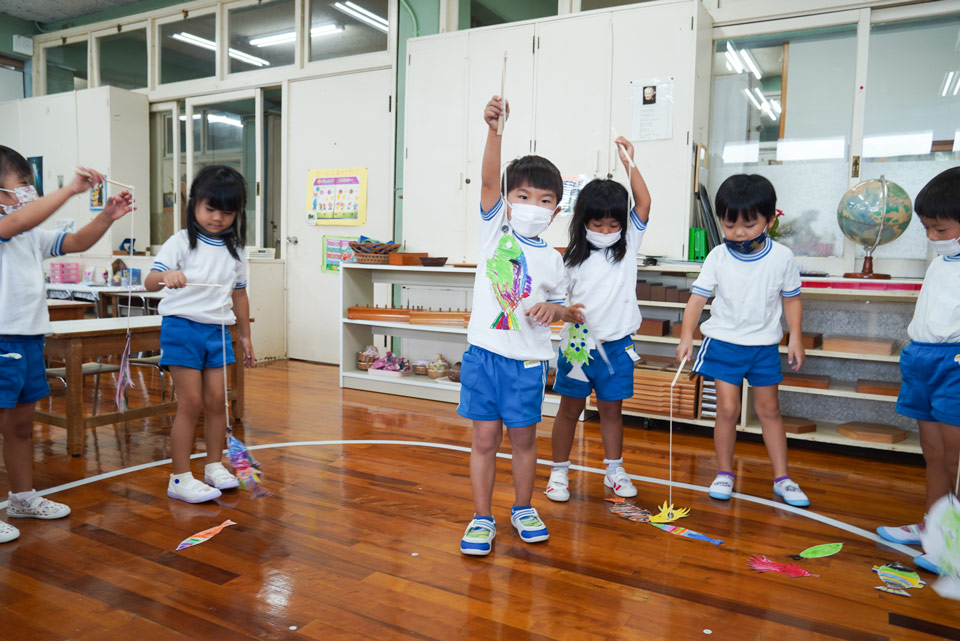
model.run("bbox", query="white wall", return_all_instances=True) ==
[0,67,24,102]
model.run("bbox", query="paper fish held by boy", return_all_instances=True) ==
[873,561,926,596]
[176,519,236,551]
[487,234,531,330]
[227,434,271,498]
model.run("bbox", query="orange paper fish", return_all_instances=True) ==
[176,519,236,551]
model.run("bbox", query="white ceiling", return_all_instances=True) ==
[1,0,146,24]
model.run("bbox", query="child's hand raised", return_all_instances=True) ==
[102,191,135,222]
[615,136,635,171]
[562,303,585,324]
[68,167,105,195]
[484,95,509,131]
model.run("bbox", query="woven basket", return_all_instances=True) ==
[354,253,390,264]
[427,368,449,379]
[448,362,461,383]
[413,365,428,375]
[357,352,377,370]
[349,241,400,255]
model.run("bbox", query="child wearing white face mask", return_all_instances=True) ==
[458,95,569,556]
[0,145,133,543]
[876,166,960,576]
[545,137,652,503]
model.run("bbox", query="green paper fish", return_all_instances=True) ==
[788,542,843,560]
[487,235,531,330]
[563,323,592,365]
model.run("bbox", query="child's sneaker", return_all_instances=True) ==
[604,467,638,498]
[773,478,810,507]
[460,517,496,556]
[0,521,19,543]
[7,494,71,519]
[544,468,570,502]
[708,474,734,500]
[204,462,240,490]
[914,553,941,575]
[511,506,549,543]
[168,475,222,503]
[876,522,923,546]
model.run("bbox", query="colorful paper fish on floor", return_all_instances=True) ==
[607,499,721,542]
[789,542,843,560]
[921,493,960,600]
[649,501,690,524]
[228,434,271,498]
[651,523,723,546]
[487,235,531,330]
[748,555,817,577]
[176,519,236,551]
[873,562,926,596]
[608,502,652,523]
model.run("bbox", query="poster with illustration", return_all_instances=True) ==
[630,78,674,141]
[305,168,367,226]
[28,156,43,195]
[89,179,106,211]
[322,235,358,273]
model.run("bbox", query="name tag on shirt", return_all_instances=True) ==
[625,345,640,362]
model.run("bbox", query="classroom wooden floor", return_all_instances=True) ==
[1,360,957,641]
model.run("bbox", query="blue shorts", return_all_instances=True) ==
[693,337,783,387]
[457,344,548,428]
[0,335,50,408]
[553,334,636,401]
[897,341,960,425]
[160,316,235,370]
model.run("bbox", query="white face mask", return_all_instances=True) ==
[0,185,38,214]
[509,201,554,238]
[585,227,621,249]
[930,236,960,257]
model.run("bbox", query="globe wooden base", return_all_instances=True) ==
[843,255,891,279]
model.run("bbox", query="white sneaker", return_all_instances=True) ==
[168,475,222,503]
[773,479,810,507]
[511,506,549,543]
[876,523,923,546]
[544,468,570,502]
[708,474,734,500]
[0,521,19,543]
[604,467,638,498]
[7,494,71,519]
[204,462,240,490]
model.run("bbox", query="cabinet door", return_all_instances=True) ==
[609,3,698,259]
[463,24,537,263]
[18,93,80,229]
[533,13,613,250]
[402,34,469,261]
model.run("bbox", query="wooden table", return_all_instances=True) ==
[101,290,166,317]
[47,300,95,321]
[47,284,147,317]
[36,316,245,457]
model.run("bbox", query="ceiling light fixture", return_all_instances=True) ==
[172,32,270,67]
[249,23,343,47]
[941,71,955,97]
[740,48,762,80]
[725,43,744,74]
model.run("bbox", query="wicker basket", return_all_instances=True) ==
[357,351,378,370]
[349,241,400,255]
[413,364,428,375]
[448,362,461,383]
[427,368,449,379]
[354,253,390,264]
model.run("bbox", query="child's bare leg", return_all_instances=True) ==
[201,366,228,465]
[169,366,203,474]
[921,420,960,510]
[0,404,36,493]
[597,399,624,461]
[508,424,538,507]
[713,380,742,472]
[551,396,584,463]
[470,419,503,516]
[753,384,789,479]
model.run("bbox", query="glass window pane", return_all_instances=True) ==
[309,0,388,63]
[45,42,88,95]
[263,88,283,254]
[860,15,960,261]
[581,0,652,11]
[229,0,295,73]
[708,26,857,258]
[160,14,217,84]
[99,28,148,89]
[469,0,555,28]
[150,112,176,248]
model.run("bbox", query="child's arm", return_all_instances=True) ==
[60,192,134,254]
[143,269,187,291]
[783,296,805,371]
[676,294,708,362]
[615,137,651,223]
[232,289,255,367]
[527,302,565,326]
[0,167,105,240]
[481,95,509,213]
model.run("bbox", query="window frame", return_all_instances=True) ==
[92,20,152,92]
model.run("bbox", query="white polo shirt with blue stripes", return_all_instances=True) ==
[0,215,67,335]
[908,254,960,344]
[151,230,247,326]
[690,239,802,346]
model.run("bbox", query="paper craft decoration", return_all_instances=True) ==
[651,523,723,546]
[487,235,531,330]
[89,179,106,211]
[322,235,358,272]
[606,499,722,543]
[920,493,960,599]
[651,358,692,524]
[176,519,237,551]
[872,562,926,597]
[228,434,270,498]
[562,323,593,382]
[649,501,690,524]
[630,78,674,141]
[608,500,652,523]
[789,542,843,560]
[305,168,367,226]
[748,555,817,578]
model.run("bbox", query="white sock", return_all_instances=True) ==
[170,471,194,482]
[603,458,623,474]
[552,461,570,473]
[9,489,37,505]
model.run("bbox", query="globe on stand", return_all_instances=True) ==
[837,175,913,279]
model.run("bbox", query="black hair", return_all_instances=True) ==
[915,166,960,224]
[564,179,629,267]
[715,174,777,223]
[500,155,563,204]
[185,165,247,260]
[0,145,32,185]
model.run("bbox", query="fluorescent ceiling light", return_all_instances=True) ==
[172,32,270,67]
[776,137,845,162]
[752,87,776,120]
[863,131,933,158]
[743,88,762,110]
[179,114,202,120]
[722,142,759,164]
[333,1,388,33]
[770,99,782,115]
[725,44,744,74]
[942,71,955,97]
[740,48,762,80]
[249,24,343,47]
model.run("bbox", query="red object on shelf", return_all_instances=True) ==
[800,279,921,291]
[49,262,81,284]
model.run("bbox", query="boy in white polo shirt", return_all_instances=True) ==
[677,174,810,507]
[458,96,568,556]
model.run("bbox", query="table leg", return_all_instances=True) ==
[65,339,84,456]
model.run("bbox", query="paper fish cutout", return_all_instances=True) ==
[789,542,843,560]
[873,562,926,597]
[176,519,236,551]
[649,502,690,524]
[608,502,652,523]
[651,523,723,546]
[227,434,271,498]
[487,235,531,330]
[748,555,817,577]
[562,323,593,381]
[920,493,960,600]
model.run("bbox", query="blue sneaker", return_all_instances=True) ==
[460,517,496,556]
[773,479,810,507]
[511,506,549,543]
[876,523,923,546]
[914,554,941,575]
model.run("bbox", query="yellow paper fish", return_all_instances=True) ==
[649,502,690,524]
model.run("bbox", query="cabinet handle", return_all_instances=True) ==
[464,177,471,184]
